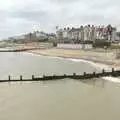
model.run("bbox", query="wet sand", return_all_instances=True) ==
[28,48,120,69]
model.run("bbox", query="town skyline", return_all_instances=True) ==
[2,24,119,40]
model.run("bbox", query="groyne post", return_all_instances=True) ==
[53,74,57,79]
[43,75,46,80]
[112,68,114,73]
[93,72,96,76]
[92,72,96,86]
[20,75,22,80]
[73,73,76,76]
[84,72,86,76]
[8,75,11,81]
[102,69,105,74]
[32,75,34,80]
[64,74,66,77]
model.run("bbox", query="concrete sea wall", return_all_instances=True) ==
[57,43,93,49]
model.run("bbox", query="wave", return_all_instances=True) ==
[102,77,120,83]
[66,58,111,70]
[49,57,120,83]
[67,58,120,83]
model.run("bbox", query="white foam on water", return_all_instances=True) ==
[57,57,120,83]
[102,76,120,83]
[68,58,120,83]
[24,52,42,57]
[66,58,111,70]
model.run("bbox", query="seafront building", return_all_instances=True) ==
[8,31,56,43]
[56,24,117,43]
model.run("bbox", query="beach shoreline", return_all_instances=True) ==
[28,48,120,70]
[27,48,120,83]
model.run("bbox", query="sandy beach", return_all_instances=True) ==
[28,48,120,69]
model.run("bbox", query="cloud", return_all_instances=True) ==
[10,10,48,22]
[48,0,81,4]
[0,0,120,39]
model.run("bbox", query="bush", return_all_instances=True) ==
[93,40,111,48]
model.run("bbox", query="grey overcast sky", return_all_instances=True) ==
[0,0,120,39]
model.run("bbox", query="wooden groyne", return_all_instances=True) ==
[0,68,120,83]
[0,48,40,52]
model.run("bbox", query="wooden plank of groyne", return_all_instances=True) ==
[0,69,119,83]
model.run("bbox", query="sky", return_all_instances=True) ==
[0,0,120,39]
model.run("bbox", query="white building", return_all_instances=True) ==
[56,29,63,39]
[56,25,117,43]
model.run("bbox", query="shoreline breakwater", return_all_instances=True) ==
[0,68,120,83]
